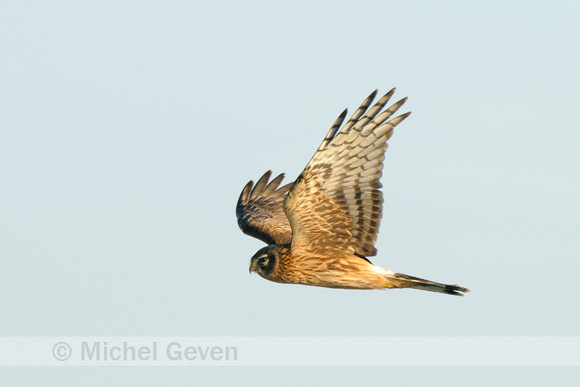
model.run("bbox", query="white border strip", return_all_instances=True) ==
[0,337,578,366]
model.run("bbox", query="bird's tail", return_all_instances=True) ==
[385,271,470,296]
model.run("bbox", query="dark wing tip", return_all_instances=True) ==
[399,111,412,120]
[236,171,294,245]
[237,170,291,209]
[383,88,396,99]
[250,170,273,199]
[237,179,254,207]
[276,181,294,195]
[263,172,286,196]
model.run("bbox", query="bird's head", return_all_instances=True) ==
[249,246,277,278]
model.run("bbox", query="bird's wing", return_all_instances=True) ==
[236,170,294,245]
[284,89,410,257]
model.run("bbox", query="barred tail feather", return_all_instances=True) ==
[387,272,470,296]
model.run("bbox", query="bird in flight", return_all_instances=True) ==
[236,89,469,296]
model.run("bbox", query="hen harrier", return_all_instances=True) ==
[236,89,469,296]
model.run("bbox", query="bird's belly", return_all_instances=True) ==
[272,256,387,289]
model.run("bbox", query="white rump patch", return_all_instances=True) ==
[371,265,395,276]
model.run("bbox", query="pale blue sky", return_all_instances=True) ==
[1,1,579,385]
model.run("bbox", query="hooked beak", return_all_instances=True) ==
[249,261,257,274]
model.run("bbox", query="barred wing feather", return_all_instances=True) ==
[284,89,411,257]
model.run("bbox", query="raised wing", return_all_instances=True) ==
[236,170,294,245]
[284,89,410,257]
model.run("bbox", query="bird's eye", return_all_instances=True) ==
[258,256,269,265]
